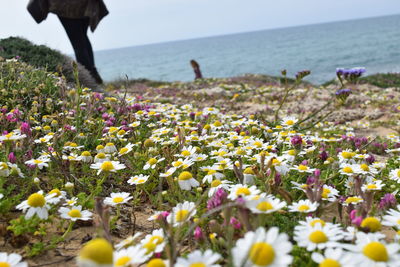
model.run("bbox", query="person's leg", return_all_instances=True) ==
[58,16,103,83]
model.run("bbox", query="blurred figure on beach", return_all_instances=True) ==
[27,0,108,84]
[190,59,203,80]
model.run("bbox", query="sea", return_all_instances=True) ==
[95,14,400,85]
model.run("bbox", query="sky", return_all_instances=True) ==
[1,0,400,54]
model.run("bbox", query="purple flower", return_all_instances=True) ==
[379,193,397,210]
[20,122,31,136]
[194,226,204,240]
[8,152,16,163]
[207,188,228,210]
[229,217,242,229]
[291,135,303,146]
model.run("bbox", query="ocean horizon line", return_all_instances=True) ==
[95,12,400,53]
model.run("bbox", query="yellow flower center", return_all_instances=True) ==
[0,162,8,169]
[298,204,310,211]
[100,161,114,171]
[143,242,157,253]
[254,141,262,148]
[115,256,131,266]
[96,145,104,150]
[298,165,308,171]
[309,230,328,244]
[190,264,206,267]
[79,238,113,264]
[366,184,377,189]
[175,209,189,222]
[213,121,222,127]
[147,259,166,267]
[27,193,45,207]
[360,164,369,171]
[361,217,381,232]
[33,159,43,164]
[81,151,91,157]
[342,151,354,159]
[0,262,11,267]
[49,189,61,197]
[321,188,331,199]
[272,159,281,165]
[286,120,294,125]
[119,147,128,154]
[345,196,362,204]
[342,167,353,173]
[148,158,158,165]
[113,197,124,203]
[96,153,106,159]
[173,161,183,167]
[320,258,341,267]
[149,235,164,245]
[68,209,82,218]
[211,180,222,187]
[243,167,254,175]
[397,170,400,177]
[288,150,296,156]
[207,169,217,175]
[363,242,388,262]
[310,219,326,227]
[256,201,274,211]
[236,187,251,196]
[117,129,126,135]
[181,150,191,156]
[178,171,193,181]
[249,242,275,265]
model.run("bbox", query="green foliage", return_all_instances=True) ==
[0,60,62,120]
[0,37,68,78]
[359,73,400,88]
[8,215,44,236]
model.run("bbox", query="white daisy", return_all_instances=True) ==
[311,248,354,267]
[232,227,293,267]
[90,160,126,175]
[104,192,133,207]
[208,179,231,197]
[228,184,260,201]
[115,232,143,250]
[140,228,166,255]
[128,174,149,185]
[113,245,149,267]
[59,205,92,221]
[288,199,319,213]
[167,201,196,227]
[383,205,400,229]
[16,191,52,219]
[143,157,165,170]
[175,249,221,267]
[25,156,50,169]
[0,252,28,267]
[177,171,200,191]
[345,232,400,266]
[245,195,286,214]
[294,223,344,251]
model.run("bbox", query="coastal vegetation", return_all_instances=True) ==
[1,42,400,266]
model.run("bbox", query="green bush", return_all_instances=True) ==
[0,59,63,117]
[359,73,400,88]
[0,37,98,89]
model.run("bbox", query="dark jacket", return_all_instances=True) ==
[27,0,108,32]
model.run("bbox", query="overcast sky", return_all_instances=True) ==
[1,0,400,54]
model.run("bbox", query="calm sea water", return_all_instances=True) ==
[95,14,400,84]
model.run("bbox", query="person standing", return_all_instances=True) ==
[27,0,108,84]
